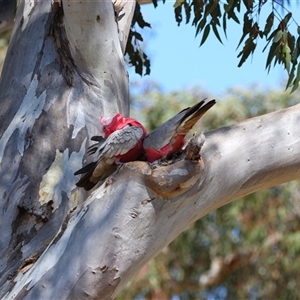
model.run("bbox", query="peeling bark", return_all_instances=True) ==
[0,0,132,297]
[2,104,300,299]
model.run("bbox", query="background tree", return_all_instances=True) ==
[0,1,300,299]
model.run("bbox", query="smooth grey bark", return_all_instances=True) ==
[3,104,300,300]
[1,0,300,299]
[0,0,132,297]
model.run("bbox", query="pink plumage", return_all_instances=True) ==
[74,114,147,190]
[143,99,216,162]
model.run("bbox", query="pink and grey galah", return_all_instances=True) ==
[74,114,148,190]
[143,99,216,162]
[75,99,216,190]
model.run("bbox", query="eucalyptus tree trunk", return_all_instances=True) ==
[0,0,132,297]
[1,1,300,300]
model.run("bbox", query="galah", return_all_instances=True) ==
[143,99,216,162]
[74,114,148,190]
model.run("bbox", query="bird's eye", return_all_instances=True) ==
[128,123,133,126]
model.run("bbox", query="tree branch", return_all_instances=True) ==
[0,1,133,295]
[4,104,300,299]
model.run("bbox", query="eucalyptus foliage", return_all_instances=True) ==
[129,0,300,91]
[173,0,300,92]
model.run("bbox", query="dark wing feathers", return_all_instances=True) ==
[74,125,144,190]
[91,135,105,142]
[74,161,97,175]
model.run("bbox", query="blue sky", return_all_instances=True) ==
[128,1,298,96]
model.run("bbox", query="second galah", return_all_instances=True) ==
[74,114,148,190]
[143,99,216,162]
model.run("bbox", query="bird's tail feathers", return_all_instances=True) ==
[181,99,216,132]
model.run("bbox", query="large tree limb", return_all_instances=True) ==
[4,104,300,299]
[1,0,300,298]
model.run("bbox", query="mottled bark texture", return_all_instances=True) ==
[0,0,131,298]
[1,1,300,300]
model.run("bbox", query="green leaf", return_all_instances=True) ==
[282,30,288,44]
[212,23,223,44]
[125,26,151,77]
[227,9,239,23]
[143,53,151,75]
[236,12,252,49]
[174,5,183,26]
[204,1,218,18]
[224,0,233,13]
[184,2,191,24]
[286,63,296,89]
[132,31,143,42]
[174,0,184,9]
[192,0,203,26]
[200,24,210,46]
[222,13,227,39]
[283,45,291,72]
[237,32,249,50]
[215,2,222,19]
[263,30,278,53]
[226,0,240,23]
[134,4,151,28]
[291,62,300,93]
[230,11,240,24]
[287,32,295,53]
[134,52,143,76]
[224,3,229,13]
[195,17,206,37]
[292,36,300,62]
[266,28,278,42]
[152,0,158,8]
[283,12,292,27]
[250,22,259,38]
[242,0,253,10]
[236,0,241,13]
[266,41,280,72]
[264,12,274,37]
[273,30,283,43]
[237,37,256,67]
[212,16,221,27]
